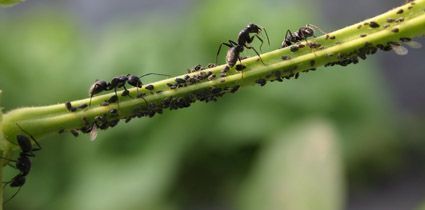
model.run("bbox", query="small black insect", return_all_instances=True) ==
[281,24,326,48]
[369,21,380,28]
[70,129,80,137]
[216,23,270,74]
[65,101,77,112]
[76,104,88,110]
[126,73,170,93]
[1,124,42,204]
[145,84,154,91]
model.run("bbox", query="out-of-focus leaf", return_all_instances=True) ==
[0,0,24,7]
[238,119,345,210]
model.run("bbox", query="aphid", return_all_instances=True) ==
[88,80,110,106]
[108,95,119,104]
[89,124,98,141]
[255,78,267,86]
[58,128,65,134]
[360,34,367,38]
[230,85,240,93]
[175,78,186,84]
[216,23,270,74]
[108,119,119,128]
[281,24,326,48]
[395,17,404,23]
[290,45,299,52]
[369,21,380,28]
[208,74,216,81]
[392,28,400,33]
[80,118,97,141]
[70,129,79,137]
[145,84,154,91]
[281,55,291,60]
[397,9,404,14]
[389,42,409,55]
[387,18,395,23]
[100,101,110,106]
[65,101,77,112]
[109,109,118,115]
[1,124,42,204]
[399,38,423,53]
[77,104,88,110]
[235,64,246,71]
[207,63,217,68]
[307,42,321,49]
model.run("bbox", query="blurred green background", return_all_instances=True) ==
[1,0,425,209]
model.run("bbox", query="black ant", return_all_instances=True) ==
[1,123,42,204]
[216,23,270,72]
[88,73,169,107]
[281,24,326,48]
[126,73,170,93]
[125,73,170,106]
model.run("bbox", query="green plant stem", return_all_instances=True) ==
[1,1,424,153]
[0,1,424,207]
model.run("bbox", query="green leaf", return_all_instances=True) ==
[238,120,345,210]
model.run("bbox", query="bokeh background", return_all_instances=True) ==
[1,0,425,209]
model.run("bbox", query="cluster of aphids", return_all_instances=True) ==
[3,0,420,203]
[325,1,421,67]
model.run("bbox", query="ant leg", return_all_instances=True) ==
[89,95,94,107]
[114,88,120,110]
[216,41,234,64]
[15,123,42,151]
[282,29,295,48]
[237,57,245,79]
[253,35,264,51]
[229,40,238,46]
[4,186,23,204]
[261,27,271,46]
[245,46,266,65]
[88,83,102,107]
[0,156,16,162]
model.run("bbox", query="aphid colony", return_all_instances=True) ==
[3,0,422,203]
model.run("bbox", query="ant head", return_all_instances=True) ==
[247,23,262,33]
[127,75,142,87]
[301,27,315,37]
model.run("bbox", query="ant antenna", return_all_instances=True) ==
[261,27,271,46]
[139,73,171,79]
[306,24,327,35]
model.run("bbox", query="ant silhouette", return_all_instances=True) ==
[88,73,170,107]
[281,24,326,48]
[1,123,42,204]
[216,23,270,74]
